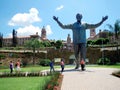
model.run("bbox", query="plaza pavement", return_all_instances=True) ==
[61,67,120,90]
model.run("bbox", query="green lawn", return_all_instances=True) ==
[0,65,62,73]
[0,76,51,90]
[0,65,50,73]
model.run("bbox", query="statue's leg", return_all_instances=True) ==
[74,44,80,69]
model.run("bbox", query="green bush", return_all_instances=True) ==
[39,59,51,66]
[97,58,110,65]
[0,54,6,59]
[22,59,28,67]
[9,53,19,58]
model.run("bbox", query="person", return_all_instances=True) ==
[49,60,55,73]
[60,58,65,72]
[16,60,21,72]
[53,13,108,70]
[80,58,85,71]
[9,61,14,73]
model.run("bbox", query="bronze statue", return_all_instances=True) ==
[53,13,108,70]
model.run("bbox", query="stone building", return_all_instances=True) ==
[41,26,47,40]
[62,34,73,51]
[87,28,120,44]
[3,27,47,47]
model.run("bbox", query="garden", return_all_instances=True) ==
[0,64,65,90]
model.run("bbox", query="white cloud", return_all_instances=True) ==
[8,8,41,26]
[45,25,53,35]
[16,25,41,37]
[7,8,53,38]
[7,25,53,37]
[56,5,64,11]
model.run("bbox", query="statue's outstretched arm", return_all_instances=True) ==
[86,16,108,29]
[53,16,73,29]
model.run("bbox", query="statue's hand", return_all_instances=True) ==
[53,16,58,21]
[102,16,108,22]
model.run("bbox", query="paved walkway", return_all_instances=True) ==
[61,67,120,90]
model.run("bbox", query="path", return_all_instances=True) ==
[61,67,120,90]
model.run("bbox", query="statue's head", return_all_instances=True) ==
[76,13,82,22]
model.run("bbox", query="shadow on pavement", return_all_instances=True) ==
[62,68,95,73]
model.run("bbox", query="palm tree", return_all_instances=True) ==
[107,19,120,62]
[107,19,120,41]
[24,38,43,65]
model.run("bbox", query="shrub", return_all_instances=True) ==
[97,57,110,65]
[9,53,19,58]
[46,72,62,90]
[22,59,28,67]
[0,54,6,59]
[39,59,51,66]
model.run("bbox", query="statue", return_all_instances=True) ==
[53,13,108,70]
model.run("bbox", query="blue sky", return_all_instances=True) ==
[0,0,120,41]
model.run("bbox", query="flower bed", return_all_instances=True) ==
[0,71,51,77]
[46,72,63,90]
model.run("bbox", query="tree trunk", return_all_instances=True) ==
[33,48,35,65]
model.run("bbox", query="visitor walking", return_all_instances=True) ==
[9,61,14,73]
[16,60,21,72]
[49,60,55,73]
[60,58,65,72]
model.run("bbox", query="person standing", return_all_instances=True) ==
[16,60,21,72]
[60,58,65,72]
[49,60,55,73]
[9,61,14,73]
[53,13,108,70]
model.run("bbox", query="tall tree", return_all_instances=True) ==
[24,38,43,64]
[107,19,120,40]
[107,19,120,62]
[12,29,17,47]
[0,33,3,47]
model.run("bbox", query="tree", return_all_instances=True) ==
[12,29,17,47]
[55,40,63,49]
[24,38,43,64]
[50,41,56,47]
[107,19,120,62]
[42,41,51,47]
[87,40,93,45]
[107,19,120,40]
[0,33,3,47]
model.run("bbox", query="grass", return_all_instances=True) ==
[0,65,63,73]
[0,76,51,90]
[0,65,50,73]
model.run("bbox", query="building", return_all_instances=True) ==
[3,27,47,47]
[87,29,120,44]
[62,34,73,51]
[41,26,47,40]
